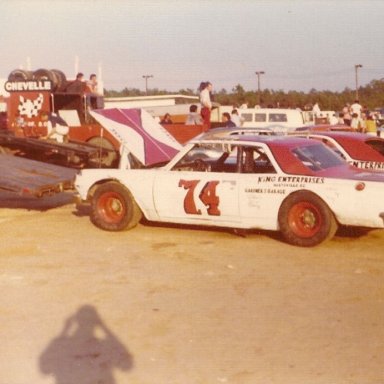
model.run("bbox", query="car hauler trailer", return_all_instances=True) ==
[1,68,119,168]
[0,154,75,197]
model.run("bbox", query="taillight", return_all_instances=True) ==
[355,182,365,191]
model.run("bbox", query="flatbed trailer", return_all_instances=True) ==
[0,154,76,197]
[0,131,116,168]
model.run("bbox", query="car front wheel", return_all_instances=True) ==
[278,191,337,247]
[91,182,142,231]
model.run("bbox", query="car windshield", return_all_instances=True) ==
[176,143,227,164]
[292,144,345,171]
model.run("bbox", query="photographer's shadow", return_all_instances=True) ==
[39,305,133,383]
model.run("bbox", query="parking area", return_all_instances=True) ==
[1,191,384,384]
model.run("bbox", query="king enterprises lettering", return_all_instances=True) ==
[277,176,324,184]
[352,161,384,170]
[257,175,324,184]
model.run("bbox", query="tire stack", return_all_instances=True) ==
[8,68,68,92]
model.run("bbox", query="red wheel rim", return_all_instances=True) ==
[288,202,322,238]
[96,191,126,224]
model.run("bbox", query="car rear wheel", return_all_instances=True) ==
[91,182,142,231]
[278,191,337,247]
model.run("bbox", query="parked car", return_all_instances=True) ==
[228,108,312,130]
[292,132,384,171]
[293,124,354,132]
[75,135,384,247]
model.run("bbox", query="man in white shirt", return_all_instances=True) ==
[185,104,203,125]
[350,100,362,118]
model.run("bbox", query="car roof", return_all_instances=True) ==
[196,126,276,139]
[192,134,316,147]
[190,135,331,175]
[296,132,384,161]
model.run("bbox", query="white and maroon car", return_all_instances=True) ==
[292,132,384,171]
[75,135,384,247]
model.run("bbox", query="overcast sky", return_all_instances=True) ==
[1,0,384,93]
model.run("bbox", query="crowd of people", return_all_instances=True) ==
[314,99,382,136]
[158,82,383,137]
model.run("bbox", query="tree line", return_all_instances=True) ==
[105,79,384,112]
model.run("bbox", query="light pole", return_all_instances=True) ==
[354,64,362,100]
[255,71,265,105]
[142,75,153,95]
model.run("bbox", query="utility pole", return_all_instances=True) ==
[354,64,362,100]
[255,71,265,105]
[142,75,153,95]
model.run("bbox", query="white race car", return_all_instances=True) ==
[75,135,384,247]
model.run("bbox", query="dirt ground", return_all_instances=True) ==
[0,190,384,384]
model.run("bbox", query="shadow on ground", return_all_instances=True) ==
[39,305,134,384]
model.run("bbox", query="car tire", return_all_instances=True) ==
[33,68,57,90]
[8,69,33,81]
[50,69,67,92]
[91,182,142,231]
[278,191,338,247]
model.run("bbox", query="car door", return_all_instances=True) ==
[153,170,241,226]
[236,146,282,229]
[153,144,241,225]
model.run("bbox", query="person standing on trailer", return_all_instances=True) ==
[199,81,213,129]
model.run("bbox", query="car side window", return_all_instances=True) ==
[238,146,276,174]
[255,113,267,122]
[240,113,253,122]
[366,139,384,156]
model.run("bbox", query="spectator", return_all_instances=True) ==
[337,112,346,125]
[312,102,321,117]
[85,74,102,109]
[222,112,236,128]
[199,81,213,129]
[342,103,352,126]
[365,114,377,136]
[185,104,203,125]
[350,112,365,132]
[66,72,86,94]
[86,73,99,94]
[350,99,363,118]
[160,113,173,124]
[231,109,243,126]
[328,113,338,125]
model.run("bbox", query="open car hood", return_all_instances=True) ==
[90,108,182,166]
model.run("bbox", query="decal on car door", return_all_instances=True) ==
[179,179,221,216]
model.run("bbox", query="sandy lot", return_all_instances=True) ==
[0,190,384,384]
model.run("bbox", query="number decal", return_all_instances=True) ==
[199,181,220,215]
[179,180,201,215]
[179,180,221,216]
